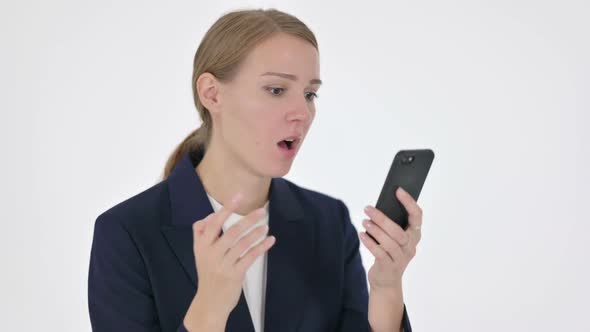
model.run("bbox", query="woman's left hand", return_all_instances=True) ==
[359,186,423,291]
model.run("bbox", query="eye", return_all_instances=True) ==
[305,91,319,102]
[266,87,285,96]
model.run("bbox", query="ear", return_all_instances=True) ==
[196,72,221,114]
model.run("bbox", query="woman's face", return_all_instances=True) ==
[215,32,321,178]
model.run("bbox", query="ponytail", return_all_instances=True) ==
[161,124,210,181]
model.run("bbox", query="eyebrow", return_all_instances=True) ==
[260,71,322,85]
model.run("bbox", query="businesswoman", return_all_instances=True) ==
[88,8,423,332]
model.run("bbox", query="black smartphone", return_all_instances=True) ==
[367,149,435,244]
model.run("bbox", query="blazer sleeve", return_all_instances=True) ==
[88,212,187,332]
[335,200,413,332]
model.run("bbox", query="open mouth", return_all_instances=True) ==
[277,138,299,151]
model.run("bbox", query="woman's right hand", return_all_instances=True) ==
[183,192,276,330]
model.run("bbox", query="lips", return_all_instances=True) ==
[277,136,301,151]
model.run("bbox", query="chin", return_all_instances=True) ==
[267,163,292,178]
[260,157,295,178]
[248,148,298,178]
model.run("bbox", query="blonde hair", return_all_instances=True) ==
[161,8,318,180]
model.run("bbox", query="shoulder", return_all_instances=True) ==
[93,180,169,237]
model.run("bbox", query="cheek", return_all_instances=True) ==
[253,112,282,145]
[224,96,260,127]
[231,105,277,147]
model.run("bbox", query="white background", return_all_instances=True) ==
[1,0,588,331]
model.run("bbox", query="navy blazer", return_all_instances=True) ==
[88,149,412,331]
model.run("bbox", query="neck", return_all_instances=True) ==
[195,141,271,216]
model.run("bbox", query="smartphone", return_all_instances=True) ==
[367,149,435,244]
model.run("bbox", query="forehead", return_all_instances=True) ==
[237,33,320,78]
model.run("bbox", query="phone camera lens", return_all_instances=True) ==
[401,155,415,164]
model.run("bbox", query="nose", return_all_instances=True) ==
[285,96,312,123]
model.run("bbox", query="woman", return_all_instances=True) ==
[88,8,422,332]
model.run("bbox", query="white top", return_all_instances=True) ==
[205,192,269,332]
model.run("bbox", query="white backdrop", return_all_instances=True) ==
[1,0,588,331]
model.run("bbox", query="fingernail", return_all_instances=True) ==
[364,206,372,212]
[398,187,406,195]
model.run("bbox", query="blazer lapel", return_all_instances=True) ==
[160,149,212,288]
[160,150,254,332]
[263,178,314,332]
[160,150,315,332]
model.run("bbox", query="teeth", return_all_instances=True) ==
[285,138,295,142]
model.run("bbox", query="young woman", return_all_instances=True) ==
[88,8,422,332]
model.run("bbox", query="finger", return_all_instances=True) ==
[192,220,206,236]
[395,188,424,250]
[192,215,213,248]
[215,208,267,254]
[396,187,423,231]
[401,239,418,260]
[406,225,422,246]
[358,231,392,263]
[225,223,269,263]
[202,192,243,244]
[235,235,276,275]
[362,219,404,262]
[364,205,409,247]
